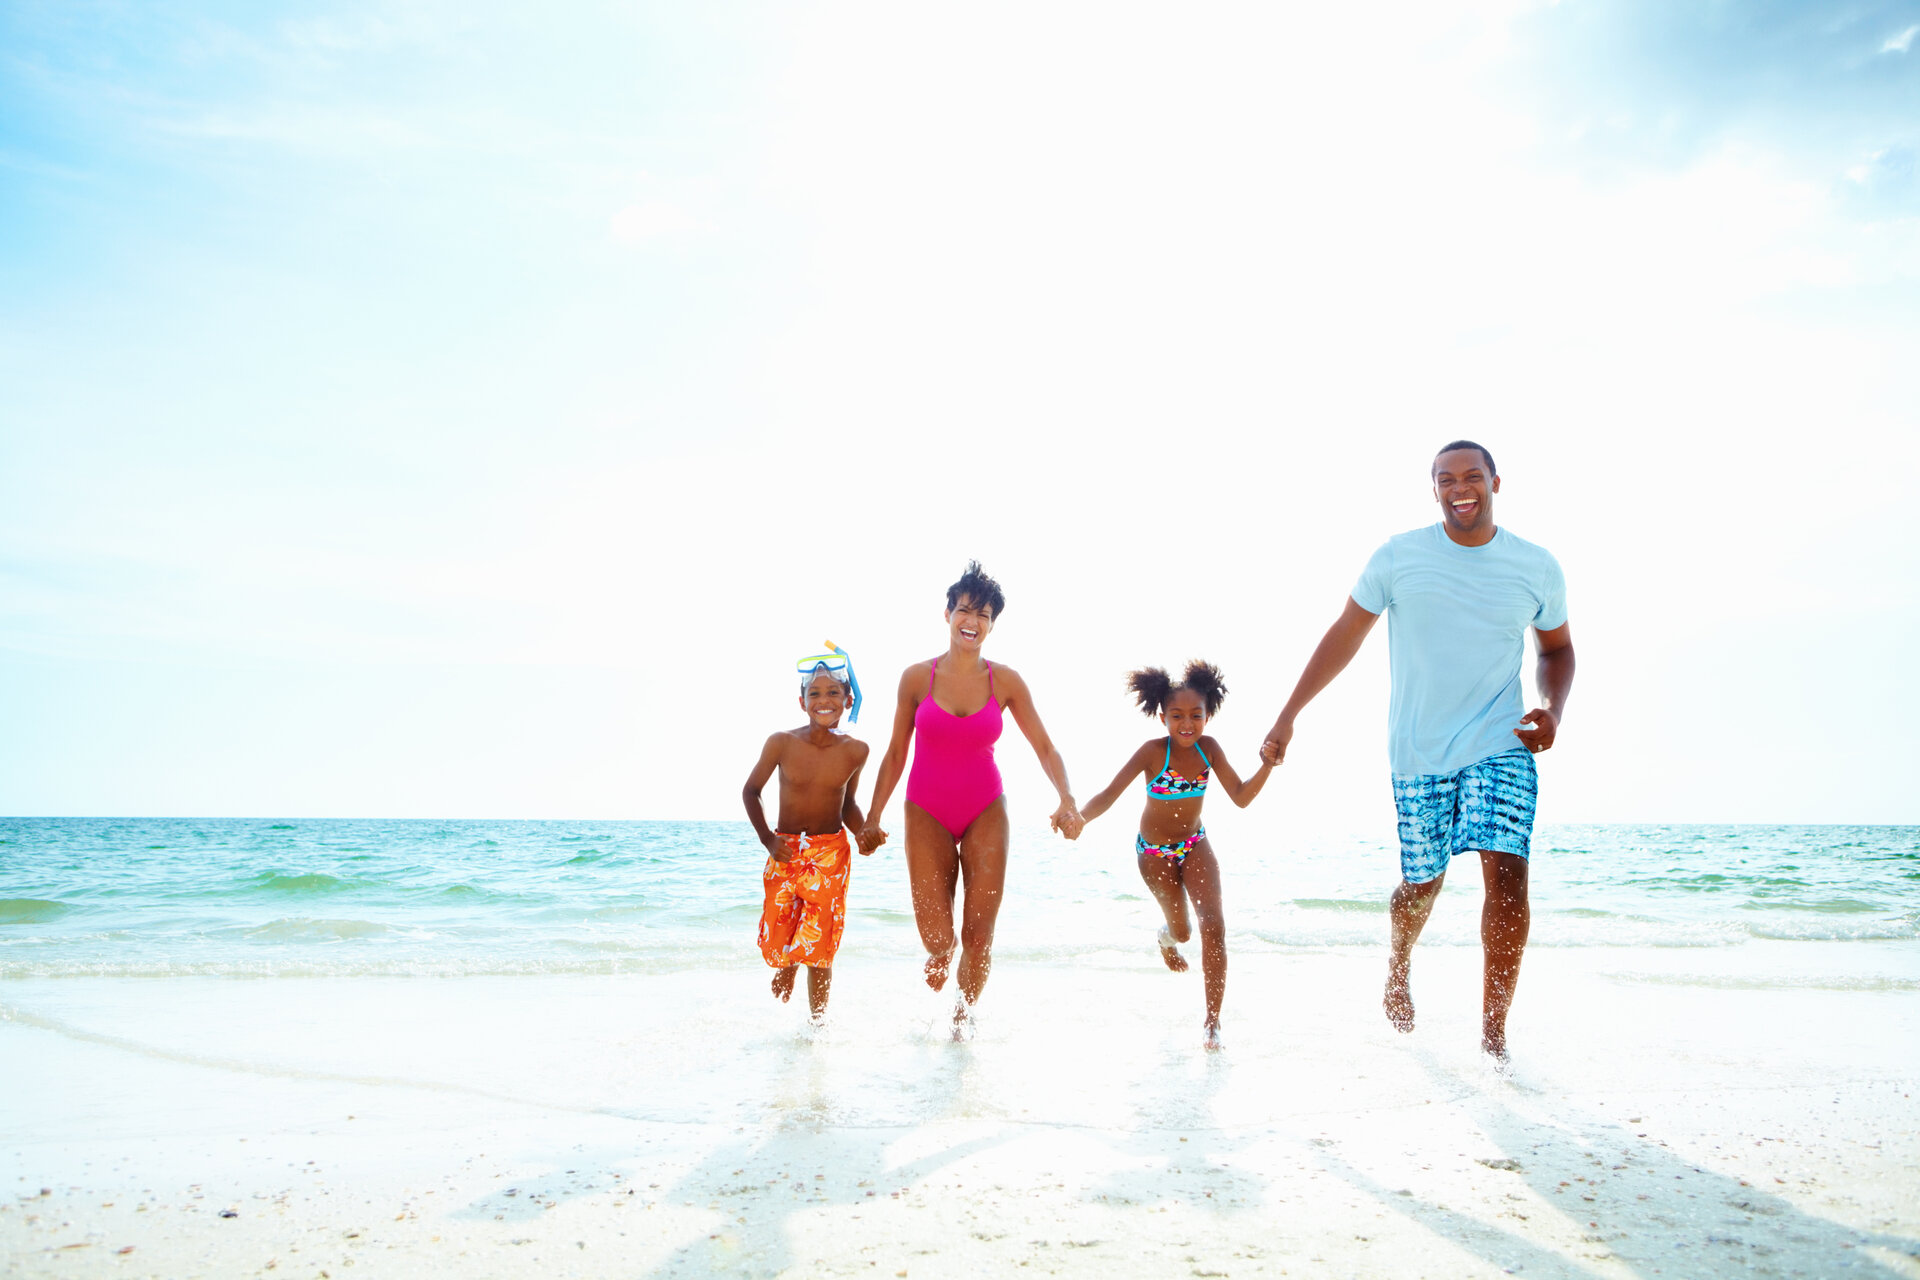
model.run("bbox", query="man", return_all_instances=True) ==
[1264,442,1574,1061]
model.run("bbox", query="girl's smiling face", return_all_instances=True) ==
[800,672,849,727]
[1160,688,1208,745]
[945,595,996,651]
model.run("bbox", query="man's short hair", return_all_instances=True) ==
[1433,440,1496,476]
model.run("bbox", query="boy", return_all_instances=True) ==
[741,645,874,1022]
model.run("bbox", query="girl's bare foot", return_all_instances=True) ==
[924,948,953,991]
[1383,958,1415,1032]
[771,966,797,1002]
[1203,1018,1224,1052]
[1156,926,1189,973]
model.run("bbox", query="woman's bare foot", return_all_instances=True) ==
[771,966,797,1002]
[1383,958,1415,1033]
[1203,1017,1224,1052]
[924,948,953,991]
[1156,926,1189,973]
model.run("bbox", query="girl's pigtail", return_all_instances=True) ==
[1182,659,1227,717]
[1127,666,1173,717]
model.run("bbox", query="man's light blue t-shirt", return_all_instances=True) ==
[1351,524,1568,778]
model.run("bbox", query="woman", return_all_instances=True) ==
[862,561,1083,1029]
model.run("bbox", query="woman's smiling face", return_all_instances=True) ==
[945,595,995,650]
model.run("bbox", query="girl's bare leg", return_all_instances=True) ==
[1179,841,1228,1044]
[954,798,1010,1009]
[806,966,832,1022]
[1135,848,1192,971]
[903,802,961,990]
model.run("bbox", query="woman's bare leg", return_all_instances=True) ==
[954,798,1010,1007]
[1180,841,1228,1042]
[903,802,961,991]
[1135,848,1192,971]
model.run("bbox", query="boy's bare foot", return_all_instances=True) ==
[1482,1027,1510,1066]
[950,997,976,1042]
[1156,926,1189,972]
[924,948,953,992]
[771,966,797,1002]
[1203,1018,1224,1052]
[1383,959,1415,1033]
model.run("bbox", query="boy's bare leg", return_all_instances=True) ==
[771,965,797,1002]
[1135,850,1192,972]
[806,966,832,1022]
[1180,842,1228,1044]
[1385,872,1446,1032]
[1478,851,1530,1061]
[954,798,1010,1012]
[903,802,961,991]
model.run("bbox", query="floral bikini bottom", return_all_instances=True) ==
[1136,828,1205,864]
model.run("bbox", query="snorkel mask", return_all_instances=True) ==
[795,640,862,724]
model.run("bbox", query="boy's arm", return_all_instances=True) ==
[1079,743,1154,825]
[841,748,871,853]
[741,734,787,859]
[1202,736,1275,809]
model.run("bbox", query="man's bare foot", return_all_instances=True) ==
[1203,1018,1224,1052]
[924,949,953,992]
[1157,926,1189,973]
[1383,960,1414,1033]
[771,966,797,1002]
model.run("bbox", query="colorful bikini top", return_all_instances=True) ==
[1145,739,1210,800]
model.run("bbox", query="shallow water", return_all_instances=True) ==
[1,819,1913,979]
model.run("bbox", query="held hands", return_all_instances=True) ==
[1261,716,1294,767]
[857,822,888,855]
[1513,707,1559,754]
[1049,800,1086,842]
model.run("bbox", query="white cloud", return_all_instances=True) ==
[1882,24,1918,54]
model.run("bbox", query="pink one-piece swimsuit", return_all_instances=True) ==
[905,659,1005,838]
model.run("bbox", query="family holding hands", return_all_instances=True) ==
[743,441,1574,1062]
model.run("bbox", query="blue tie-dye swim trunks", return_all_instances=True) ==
[1391,747,1537,884]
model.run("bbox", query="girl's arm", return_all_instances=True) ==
[861,667,923,850]
[1203,735,1276,808]
[998,665,1083,839]
[741,734,787,857]
[1079,741,1157,825]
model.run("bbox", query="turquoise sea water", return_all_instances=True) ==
[1,819,1914,979]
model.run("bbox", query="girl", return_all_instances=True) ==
[1080,660,1279,1049]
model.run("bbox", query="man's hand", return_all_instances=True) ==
[1262,715,1295,766]
[1513,707,1559,754]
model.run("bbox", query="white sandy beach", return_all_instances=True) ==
[5,942,1918,1279]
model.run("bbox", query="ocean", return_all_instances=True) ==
[3,818,1914,981]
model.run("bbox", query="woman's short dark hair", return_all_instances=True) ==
[946,560,1006,619]
[1127,659,1227,718]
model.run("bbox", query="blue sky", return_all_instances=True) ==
[3,1,1916,823]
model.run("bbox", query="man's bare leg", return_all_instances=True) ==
[1385,873,1445,1032]
[771,965,797,1002]
[1478,850,1530,1061]
[806,965,832,1023]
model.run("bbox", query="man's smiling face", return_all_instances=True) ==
[1432,446,1499,538]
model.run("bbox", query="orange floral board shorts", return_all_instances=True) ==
[758,830,852,969]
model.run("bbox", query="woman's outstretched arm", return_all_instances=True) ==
[998,666,1084,839]
[860,665,924,851]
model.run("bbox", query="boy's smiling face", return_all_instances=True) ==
[800,671,849,728]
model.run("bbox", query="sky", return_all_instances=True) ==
[3,0,1917,826]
